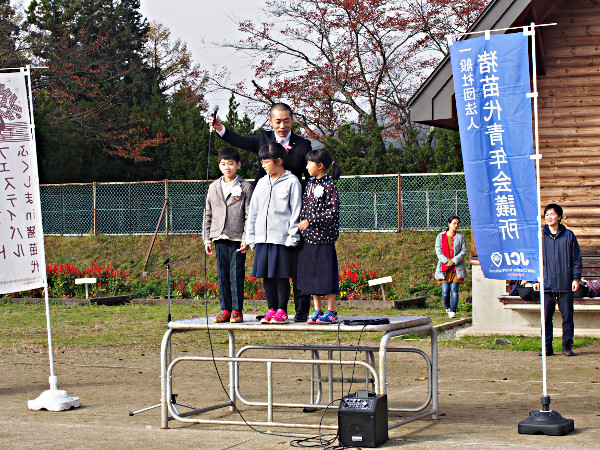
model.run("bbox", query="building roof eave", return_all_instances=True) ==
[408,0,534,129]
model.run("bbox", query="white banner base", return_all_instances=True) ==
[28,376,80,412]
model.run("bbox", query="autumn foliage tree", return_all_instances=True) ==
[405,0,489,56]
[144,20,207,99]
[212,0,488,173]
[25,0,161,162]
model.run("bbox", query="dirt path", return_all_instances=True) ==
[2,341,599,449]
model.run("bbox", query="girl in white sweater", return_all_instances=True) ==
[246,143,302,324]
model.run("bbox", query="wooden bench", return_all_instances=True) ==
[499,256,600,311]
[498,255,600,309]
[581,255,600,279]
[499,296,600,311]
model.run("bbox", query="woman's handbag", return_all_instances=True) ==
[517,284,540,300]
[586,279,600,297]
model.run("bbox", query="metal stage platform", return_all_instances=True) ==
[160,315,438,431]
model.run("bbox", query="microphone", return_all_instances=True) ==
[210,105,219,131]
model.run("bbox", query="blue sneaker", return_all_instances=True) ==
[316,310,338,324]
[307,310,323,324]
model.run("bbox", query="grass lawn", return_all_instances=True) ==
[39,232,472,302]
[3,232,597,355]
[2,301,597,354]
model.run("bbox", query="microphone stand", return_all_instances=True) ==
[130,107,219,417]
[207,106,218,180]
[128,258,197,416]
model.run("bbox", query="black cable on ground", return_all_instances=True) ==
[200,115,305,441]
[199,118,362,447]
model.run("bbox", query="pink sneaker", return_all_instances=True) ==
[260,308,276,324]
[270,309,289,324]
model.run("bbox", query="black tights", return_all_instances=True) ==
[263,277,289,312]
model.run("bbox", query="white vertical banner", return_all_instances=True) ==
[0,70,46,294]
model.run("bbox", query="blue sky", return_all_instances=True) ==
[139,0,265,109]
[15,0,266,111]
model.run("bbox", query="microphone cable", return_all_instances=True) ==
[290,322,368,449]
[201,302,366,447]
[199,107,360,447]
[199,104,306,441]
[202,301,313,440]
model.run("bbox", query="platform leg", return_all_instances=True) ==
[328,350,334,404]
[379,335,388,395]
[429,326,439,419]
[267,361,273,422]
[160,329,173,428]
[228,330,236,411]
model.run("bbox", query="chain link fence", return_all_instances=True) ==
[40,173,469,235]
[41,184,94,234]
[337,175,399,232]
[400,173,470,230]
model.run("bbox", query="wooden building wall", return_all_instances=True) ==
[538,0,600,254]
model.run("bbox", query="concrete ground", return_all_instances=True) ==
[1,337,599,449]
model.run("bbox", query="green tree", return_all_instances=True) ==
[323,117,395,175]
[139,85,211,181]
[34,92,138,183]
[0,0,27,68]
[132,19,215,181]
[429,127,463,172]
[25,0,155,162]
[400,125,463,174]
[26,4,220,182]
[215,93,258,180]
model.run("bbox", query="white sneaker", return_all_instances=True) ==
[448,311,456,318]
[445,308,450,314]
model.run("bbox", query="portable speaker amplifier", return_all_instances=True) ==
[338,391,388,448]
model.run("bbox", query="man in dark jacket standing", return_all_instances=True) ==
[210,103,312,322]
[210,103,311,187]
[534,203,582,356]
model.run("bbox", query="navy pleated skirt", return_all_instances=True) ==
[297,243,339,295]
[252,243,294,278]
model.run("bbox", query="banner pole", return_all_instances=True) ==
[527,23,548,398]
[22,66,55,380]
[518,24,574,436]
[23,65,80,411]
[448,22,557,41]
[42,287,55,378]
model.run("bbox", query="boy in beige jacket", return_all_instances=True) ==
[203,147,253,323]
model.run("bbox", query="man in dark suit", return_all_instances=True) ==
[211,103,311,187]
[210,102,312,321]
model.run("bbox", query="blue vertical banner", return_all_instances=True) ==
[449,33,540,280]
